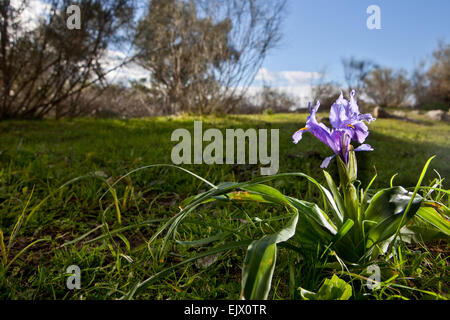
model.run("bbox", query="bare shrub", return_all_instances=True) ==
[363,68,411,107]
[134,0,286,114]
[0,0,135,119]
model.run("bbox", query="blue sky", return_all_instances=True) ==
[253,0,449,99]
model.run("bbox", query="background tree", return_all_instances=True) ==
[411,61,429,108]
[310,67,340,110]
[363,67,411,107]
[426,41,450,109]
[410,41,449,110]
[342,57,377,92]
[134,0,286,114]
[0,0,135,119]
[259,85,297,113]
[134,0,235,114]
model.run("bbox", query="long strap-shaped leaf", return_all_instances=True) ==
[415,205,450,236]
[149,170,337,257]
[219,183,300,300]
[241,208,298,300]
[364,186,423,250]
[323,170,344,226]
[391,156,435,243]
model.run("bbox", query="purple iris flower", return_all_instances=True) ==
[292,90,376,168]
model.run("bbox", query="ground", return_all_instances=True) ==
[0,113,448,299]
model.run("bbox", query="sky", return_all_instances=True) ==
[253,0,450,102]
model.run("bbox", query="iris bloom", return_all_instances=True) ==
[292,90,376,168]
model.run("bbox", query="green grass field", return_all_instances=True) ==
[0,113,449,299]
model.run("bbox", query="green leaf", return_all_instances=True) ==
[414,205,450,236]
[287,197,337,237]
[299,274,352,300]
[336,149,357,184]
[227,187,337,251]
[323,170,344,225]
[364,186,423,249]
[240,188,299,300]
[392,155,435,241]
[329,219,359,262]
[332,219,354,244]
[360,173,378,220]
[117,233,131,252]
[402,219,446,243]
[347,148,357,182]
[241,205,299,299]
[175,231,232,246]
[9,186,34,249]
[241,184,294,209]
[241,238,277,300]
[6,238,50,271]
[336,154,359,223]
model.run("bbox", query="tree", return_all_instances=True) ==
[411,61,429,108]
[410,41,449,110]
[134,0,234,114]
[134,0,286,114]
[310,67,340,110]
[0,0,135,119]
[259,85,297,113]
[363,68,411,107]
[427,41,450,108]
[342,57,377,92]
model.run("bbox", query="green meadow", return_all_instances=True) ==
[0,113,449,299]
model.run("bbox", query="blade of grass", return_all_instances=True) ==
[6,238,50,271]
[0,229,7,265]
[8,185,35,251]
[124,240,253,299]
[392,156,435,245]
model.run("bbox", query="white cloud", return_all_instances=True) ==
[243,84,312,108]
[254,68,322,87]
[251,68,322,104]
[255,68,276,82]
[100,50,149,85]
[11,0,51,31]
[278,71,322,84]
[276,85,312,100]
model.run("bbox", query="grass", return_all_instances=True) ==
[0,113,448,300]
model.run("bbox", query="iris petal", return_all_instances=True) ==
[292,130,305,144]
[350,122,369,144]
[354,144,374,152]
[320,155,336,168]
[348,90,360,116]
[306,101,339,153]
[329,93,349,128]
[358,113,376,123]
